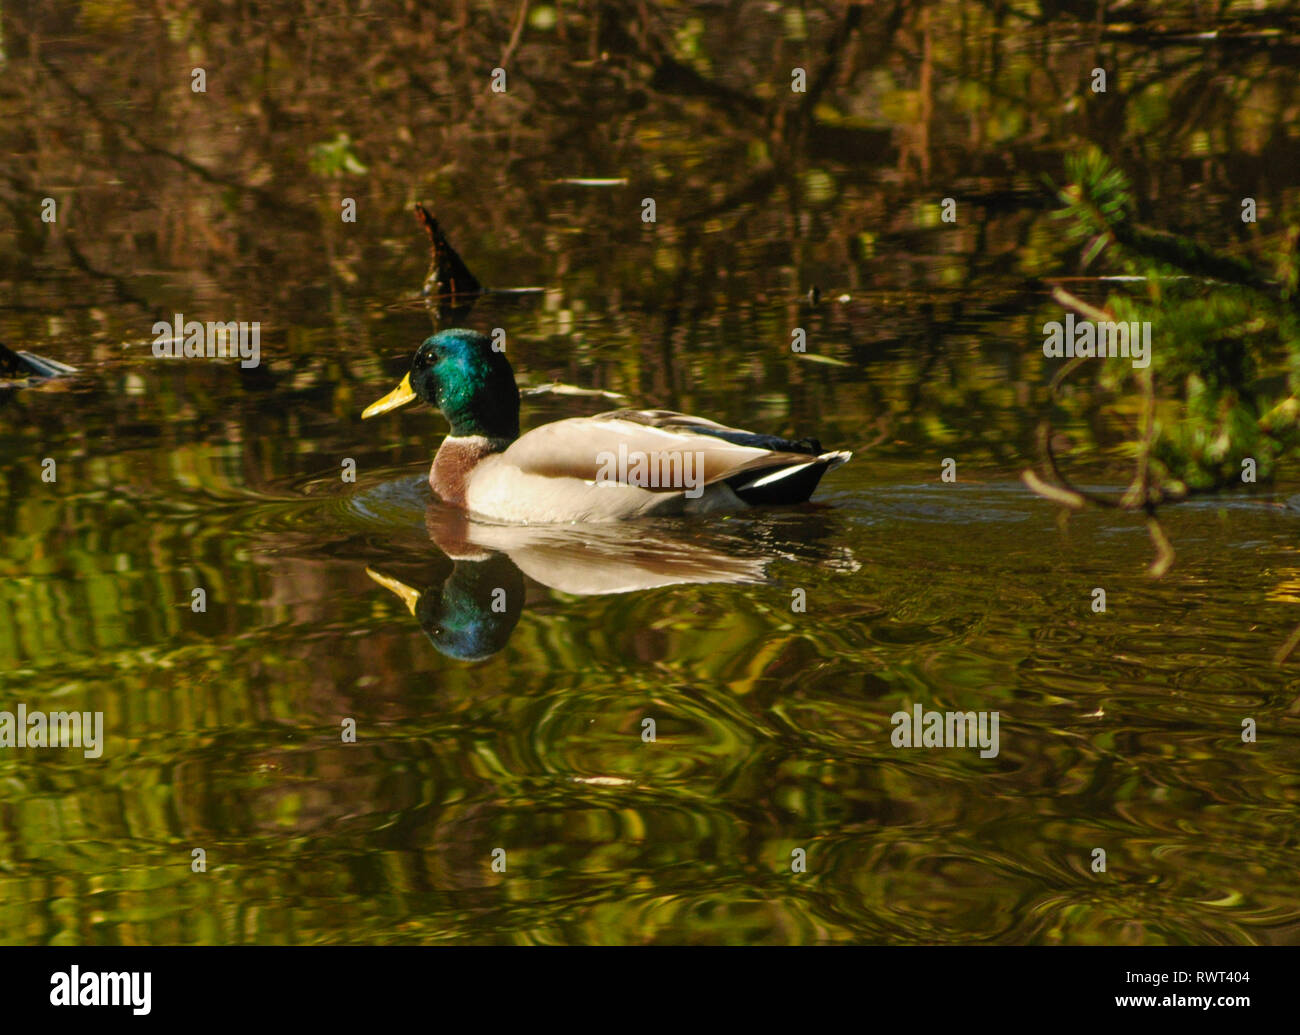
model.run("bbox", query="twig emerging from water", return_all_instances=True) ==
[500,0,531,69]
[1025,287,1181,575]
[1020,468,1085,509]
[1144,514,1175,578]
[414,203,482,300]
[1273,622,1300,665]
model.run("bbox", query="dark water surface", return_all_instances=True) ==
[2,2,1299,944]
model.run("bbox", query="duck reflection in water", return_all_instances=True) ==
[366,502,853,660]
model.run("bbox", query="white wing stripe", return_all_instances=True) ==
[739,461,817,489]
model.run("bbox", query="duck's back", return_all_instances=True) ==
[457,411,850,524]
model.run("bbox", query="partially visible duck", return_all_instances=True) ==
[0,343,77,382]
[362,329,851,524]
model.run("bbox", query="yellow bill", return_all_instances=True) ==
[366,568,422,615]
[362,373,417,418]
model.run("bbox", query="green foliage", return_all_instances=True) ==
[1055,148,1300,495]
[1053,148,1135,270]
[308,132,369,178]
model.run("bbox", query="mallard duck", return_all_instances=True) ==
[365,512,772,658]
[367,553,525,661]
[362,329,851,524]
[0,343,77,381]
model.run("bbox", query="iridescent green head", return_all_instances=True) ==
[363,329,520,442]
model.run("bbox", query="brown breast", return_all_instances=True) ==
[430,436,497,507]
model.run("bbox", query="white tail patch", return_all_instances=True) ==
[735,450,852,491]
[738,461,817,490]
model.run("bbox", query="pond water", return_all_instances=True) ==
[1,2,1298,944]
